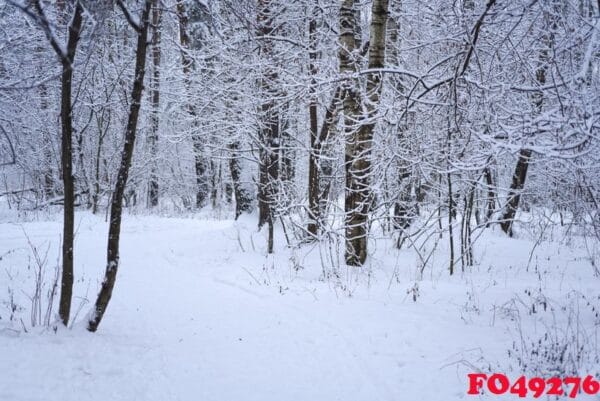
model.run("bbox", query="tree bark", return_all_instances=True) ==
[341,0,389,266]
[500,1,556,236]
[38,82,55,201]
[500,148,532,236]
[256,0,280,254]
[306,4,320,237]
[307,86,342,237]
[176,0,209,209]
[147,3,162,208]
[386,7,416,237]
[340,0,362,264]
[58,1,84,327]
[88,0,153,332]
[483,166,496,225]
[307,40,366,238]
[228,141,252,219]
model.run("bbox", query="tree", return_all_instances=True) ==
[9,0,85,326]
[256,0,282,253]
[340,0,390,266]
[500,0,559,236]
[57,0,84,326]
[88,0,154,332]
[147,2,162,208]
[306,1,324,238]
[176,0,211,209]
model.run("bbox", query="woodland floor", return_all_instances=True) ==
[0,210,599,401]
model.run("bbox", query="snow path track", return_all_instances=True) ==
[1,214,597,400]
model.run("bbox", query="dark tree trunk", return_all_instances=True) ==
[256,0,280,254]
[176,0,209,209]
[306,3,360,238]
[257,108,280,241]
[210,160,220,208]
[193,141,209,208]
[386,7,416,238]
[38,82,55,201]
[461,185,475,269]
[499,3,556,236]
[392,166,414,233]
[280,119,295,185]
[88,0,153,332]
[257,150,270,228]
[500,148,532,236]
[147,3,162,208]
[317,88,341,209]
[91,122,107,215]
[308,87,341,237]
[307,5,320,238]
[75,120,91,207]
[447,171,455,274]
[228,141,252,219]
[58,2,84,327]
[483,166,496,225]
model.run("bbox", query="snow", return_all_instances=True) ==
[0,211,599,401]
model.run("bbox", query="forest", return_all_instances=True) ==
[0,0,599,400]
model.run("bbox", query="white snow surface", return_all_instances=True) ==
[0,212,598,401]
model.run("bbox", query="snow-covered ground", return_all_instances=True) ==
[0,211,599,400]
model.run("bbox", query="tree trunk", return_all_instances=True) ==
[307,3,320,238]
[228,141,252,219]
[340,0,362,264]
[58,2,84,327]
[39,82,55,200]
[147,3,162,208]
[256,0,280,254]
[483,166,496,225]
[210,160,219,208]
[386,7,416,238]
[176,0,209,209]
[341,0,389,266]
[88,0,153,332]
[91,119,107,215]
[280,117,295,185]
[75,120,91,207]
[500,148,532,236]
[317,88,342,215]
[500,2,556,236]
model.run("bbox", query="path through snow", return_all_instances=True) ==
[0,213,598,400]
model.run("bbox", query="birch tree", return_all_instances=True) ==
[340,0,389,266]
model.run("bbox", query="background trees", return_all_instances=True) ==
[1,0,599,328]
